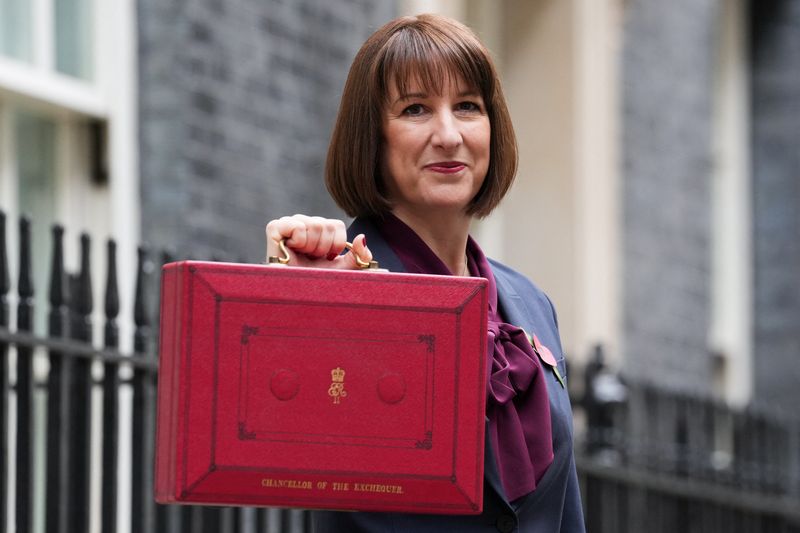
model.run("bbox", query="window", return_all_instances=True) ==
[0,0,33,61]
[1,0,93,80]
[56,0,94,80]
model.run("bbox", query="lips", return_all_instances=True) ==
[425,161,467,174]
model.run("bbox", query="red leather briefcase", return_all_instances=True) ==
[155,261,488,514]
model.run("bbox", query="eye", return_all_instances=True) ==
[401,103,426,116]
[455,101,483,113]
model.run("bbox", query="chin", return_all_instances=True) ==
[420,198,474,213]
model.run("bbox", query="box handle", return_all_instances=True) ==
[268,238,380,270]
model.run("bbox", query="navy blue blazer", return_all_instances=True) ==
[312,218,586,533]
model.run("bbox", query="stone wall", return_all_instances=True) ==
[751,0,800,411]
[621,0,719,390]
[138,0,396,261]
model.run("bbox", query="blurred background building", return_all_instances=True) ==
[4,0,797,409]
[1,0,799,532]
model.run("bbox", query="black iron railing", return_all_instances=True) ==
[576,348,800,532]
[0,211,311,533]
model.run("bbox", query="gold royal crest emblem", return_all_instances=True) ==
[328,367,347,404]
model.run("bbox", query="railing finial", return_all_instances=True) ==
[105,239,119,348]
[19,217,33,300]
[134,245,149,327]
[49,224,66,308]
[134,245,151,354]
[77,233,93,316]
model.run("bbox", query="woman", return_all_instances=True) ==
[265,14,585,533]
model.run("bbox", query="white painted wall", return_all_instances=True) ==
[710,0,752,406]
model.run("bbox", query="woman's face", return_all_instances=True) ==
[380,73,490,218]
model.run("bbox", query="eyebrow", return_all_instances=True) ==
[393,90,481,105]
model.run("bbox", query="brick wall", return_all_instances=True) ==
[620,0,719,390]
[138,0,396,262]
[751,0,800,411]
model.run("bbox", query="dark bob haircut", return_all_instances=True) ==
[325,13,518,218]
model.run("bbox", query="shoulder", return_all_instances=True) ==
[488,258,560,328]
[487,259,548,300]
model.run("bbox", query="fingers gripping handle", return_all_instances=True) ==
[268,238,380,270]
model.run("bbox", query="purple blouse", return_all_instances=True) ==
[374,213,554,501]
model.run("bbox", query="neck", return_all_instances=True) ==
[390,207,471,276]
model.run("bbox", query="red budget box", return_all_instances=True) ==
[155,261,488,514]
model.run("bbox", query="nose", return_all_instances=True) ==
[431,110,462,150]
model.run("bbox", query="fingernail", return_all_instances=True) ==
[361,235,368,247]
[327,252,338,261]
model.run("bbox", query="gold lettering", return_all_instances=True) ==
[259,478,404,495]
[353,483,404,494]
[260,478,313,490]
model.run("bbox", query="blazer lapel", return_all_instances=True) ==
[491,266,530,331]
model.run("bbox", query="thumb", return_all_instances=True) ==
[340,234,373,270]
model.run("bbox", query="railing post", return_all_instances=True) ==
[68,233,93,533]
[45,224,70,533]
[132,246,156,532]
[156,249,179,532]
[102,239,120,533]
[789,421,800,499]
[16,217,36,533]
[0,211,9,533]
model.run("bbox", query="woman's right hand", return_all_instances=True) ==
[265,215,372,269]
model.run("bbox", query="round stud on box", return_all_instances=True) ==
[377,373,406,404]
[270,369,300,401]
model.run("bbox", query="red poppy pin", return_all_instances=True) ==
[525,331,566,389]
